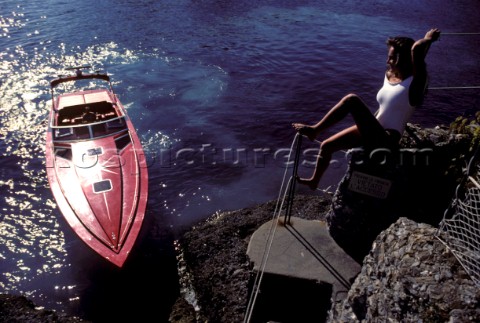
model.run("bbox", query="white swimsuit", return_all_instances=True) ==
[375,74,415,134]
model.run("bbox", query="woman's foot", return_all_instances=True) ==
[292,123,317,141]
[296,176,320,190]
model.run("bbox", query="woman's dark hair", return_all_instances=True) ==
[387,37,415,58]
[387,37,415,70]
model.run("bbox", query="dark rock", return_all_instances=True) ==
[169,297,197,323]
[327,218,480,322]
[326,123,474,263]
[174,195,331,323]
[172,123,479,322]
[0,294,88,323]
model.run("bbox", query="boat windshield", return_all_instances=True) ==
[57,101,119,125]
[53,117,128,141]
[52,100,129,141]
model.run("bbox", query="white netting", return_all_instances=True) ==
[437,147,480,287]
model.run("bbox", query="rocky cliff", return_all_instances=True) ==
[170,122,480,322]
[325,122,480,321]
[327,123,474,263]
[328,217,480,322]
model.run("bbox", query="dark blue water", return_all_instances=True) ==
[1,0,479,321]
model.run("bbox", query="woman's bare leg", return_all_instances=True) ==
[292,93,384,142]
[298,126,362,189]
[293,94,385,189]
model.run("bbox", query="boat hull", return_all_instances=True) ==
[45,89,148,267]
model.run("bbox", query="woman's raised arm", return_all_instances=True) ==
[409,28,441,106]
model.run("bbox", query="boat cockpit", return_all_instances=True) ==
[57,101,119,126]
[52,101,128,141]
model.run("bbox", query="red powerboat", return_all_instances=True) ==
[45,66,148,267]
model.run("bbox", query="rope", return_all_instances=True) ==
[469,176,480,190]
[285,224,352,291]
[442,32,480,35]
[243,133,347,321]
[429,86,480,90]
[284,135,303,224]
[243,133,301,323]
[427,31,480,90]
[431,32,480,90]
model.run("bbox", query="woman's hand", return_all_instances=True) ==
[425,28,441,42]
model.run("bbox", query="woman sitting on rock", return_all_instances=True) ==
[293,28,441,190]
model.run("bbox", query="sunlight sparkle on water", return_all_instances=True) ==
[0,40,155,294]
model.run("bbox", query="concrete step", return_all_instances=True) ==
[246,217,361,322]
